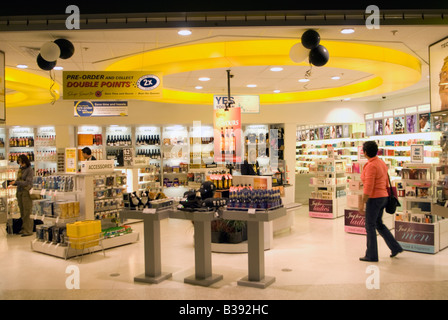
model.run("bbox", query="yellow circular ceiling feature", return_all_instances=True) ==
[5,68,61,108]
[106,39,421,105]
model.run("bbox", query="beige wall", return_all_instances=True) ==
[5,99,381,127]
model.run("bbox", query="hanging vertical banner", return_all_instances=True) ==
[213,103,242,164]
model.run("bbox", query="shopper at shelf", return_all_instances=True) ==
[81,147,96,161]
[8,154,34,237]
[358,141,403,262]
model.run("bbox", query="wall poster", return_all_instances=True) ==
[0,51,5,121]
[429,36,448,113]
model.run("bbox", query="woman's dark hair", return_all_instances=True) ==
[17,154,31,167]
[82,147,92,155]
[363,141,379,158]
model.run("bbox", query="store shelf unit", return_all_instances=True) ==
[308,158,347,219]
[394,163,448,254]
[105,125,132,167]
[76,125,104,162]
[295,124,366,175]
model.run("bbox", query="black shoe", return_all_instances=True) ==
[390,249,403,258]
[359,256,378,262]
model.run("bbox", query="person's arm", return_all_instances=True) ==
[359,164,377,213]
[14,167,33,188]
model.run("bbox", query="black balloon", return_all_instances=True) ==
[301,29,321,49]
[37,54,56,71]
[54,39,75,59]
[309,45,329,67]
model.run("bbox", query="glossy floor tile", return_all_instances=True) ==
[1,206,448,300]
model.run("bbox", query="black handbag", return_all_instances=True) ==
[385,173,400,214]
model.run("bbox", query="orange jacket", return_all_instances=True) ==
[361,156,389,198]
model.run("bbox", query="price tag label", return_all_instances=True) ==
[248,208,256,215]
[143,208,157,214]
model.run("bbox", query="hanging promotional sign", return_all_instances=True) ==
[213,95,259,114]
[74,101,128,117]
[213,102,242,164]
[429,36,448,113]
[63,71,162,100]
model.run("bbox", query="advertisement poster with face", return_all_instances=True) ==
[429,36,448,112]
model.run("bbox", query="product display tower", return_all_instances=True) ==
[394,161,448,254]
[308,155,347,219]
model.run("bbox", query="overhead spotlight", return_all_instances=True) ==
[270,67,283,72]
[195,86,203,89]
[16,64,28,69]
[54,66,64,70]
[178,30,192,36]
[273,90,281,93]
[199,77,210,81]
[246,84,257,88]
[341,28,355,34]
[331,76,341,80]
[298,79,310,83]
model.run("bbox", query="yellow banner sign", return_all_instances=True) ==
[63,71,162,100]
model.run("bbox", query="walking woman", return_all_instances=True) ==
[9,154,34,237]
[358,141,403,261]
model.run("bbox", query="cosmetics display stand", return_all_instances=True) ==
[220,207,286,289]
[120,209,172,284]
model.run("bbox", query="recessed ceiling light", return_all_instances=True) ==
[195,86,203,89]
[270,67,283,72]
[198,77,210,81]
[247,84,257,88]
[341,28,355,34]
[331,76,341,80]
[343,98,351,101]
[16,64,28,69]
[178,30,192,36]
[273,90,281,93]
[298,79,310,83]
[54,66,64,70]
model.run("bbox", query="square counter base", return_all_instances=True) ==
[184,274,223,287]
[134,272,172,284]
[237,276,275,289]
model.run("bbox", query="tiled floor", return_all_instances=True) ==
[1,205,448,300]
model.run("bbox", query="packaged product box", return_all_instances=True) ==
[349,180,363,191]
[347,194,362,207]
[68,201,74,218]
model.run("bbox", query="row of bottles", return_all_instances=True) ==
[35,135,56,147]
[189,136,214,144]
[227,187,283,210]
[9,151,34,162]
[107,135,132,147]
[9,136,34,147]
[35,168,56,177]
[35,150,57,162]
[219,127,237,159]
[0,138,5,148]
[136,135,160,146]
[136,148,161,159]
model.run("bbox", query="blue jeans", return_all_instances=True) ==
[364,197,402,260]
